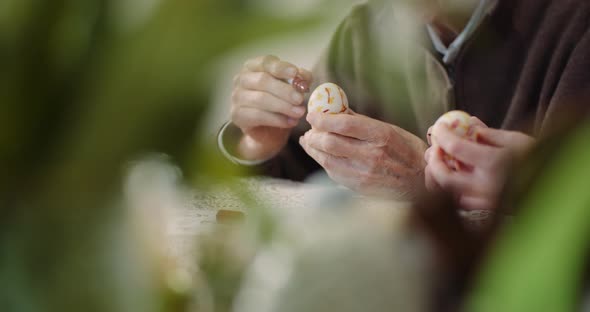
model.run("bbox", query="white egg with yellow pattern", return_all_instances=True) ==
[308,82,349,114]
[432,110,478,171]
[433,110,478,141]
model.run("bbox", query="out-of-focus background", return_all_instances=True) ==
[0,1,369,311]
[3,1,590,312]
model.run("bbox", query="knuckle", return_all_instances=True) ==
[262,55,276,63]
[320,155,335,171]
[238,73,250,87]
[253,72,269,86]
[269,62,281,74]
[263,55,279,70]
[260,55,271,64]
[367,149,386,170]
[321,135,337,151]
[335,121,352,134]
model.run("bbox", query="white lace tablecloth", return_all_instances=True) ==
[165,177,492,267]
[169,178,315,236]
[166,177,330,262]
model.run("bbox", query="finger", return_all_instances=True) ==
[306,112,381,142]
[424,147,433,163]
[459,195,495,211]
[297,67,313,83]
[424,165,442,192]
[304,130,366,158]
[239,71,304,105]
[299,136,358,175]
[475,127,535,149]
[245,55,298,80]
[428,146,479,195]
[300,135,370,191]
[235,89,306,119]
[432,123,498,168]
[431,147,498,197]
[232,106,298,130]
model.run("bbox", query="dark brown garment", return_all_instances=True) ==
[222,0,590,182]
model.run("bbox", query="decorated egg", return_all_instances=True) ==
[434,110,477,140]
[307,82,349,114]
[432,110,478,171]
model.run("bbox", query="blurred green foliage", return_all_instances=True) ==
[468,123,590,312]
[0,0,322,310]
[5,1,589,311]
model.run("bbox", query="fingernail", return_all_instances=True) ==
[292,106,306,116]
[291,92,303,103]
[288,118,298,126]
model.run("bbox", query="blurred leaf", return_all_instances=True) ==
[467,123,590,312]
[0,0,324,311]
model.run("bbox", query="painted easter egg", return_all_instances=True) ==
[434,110,477,140]
[432,110,478,171]
[307,82,349,114]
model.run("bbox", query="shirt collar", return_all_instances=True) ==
[427,0,499,64]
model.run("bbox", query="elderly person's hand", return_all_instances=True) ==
[231,55,312,161]
[299,111,428,199]
[424,118,535,210]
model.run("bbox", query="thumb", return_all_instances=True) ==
[476,127,532,148]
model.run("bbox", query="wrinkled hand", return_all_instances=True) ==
[299,111,428,199]
[425,118,535,210]
[230,55,312,160]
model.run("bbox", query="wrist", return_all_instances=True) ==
[236,134,284,161]
[218,122,274,166]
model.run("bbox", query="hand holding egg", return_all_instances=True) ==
[430,110,478,171]
[424,111,536,210]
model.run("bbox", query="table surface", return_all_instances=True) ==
[165,177,493,270]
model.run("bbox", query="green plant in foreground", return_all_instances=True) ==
[468,123,590,312]
[0,1,322,311]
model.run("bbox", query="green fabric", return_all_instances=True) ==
[310,0,452,137]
